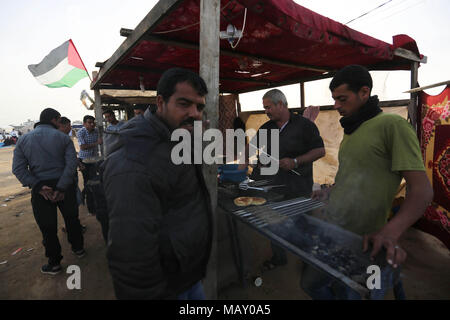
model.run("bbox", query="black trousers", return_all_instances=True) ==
[88,181,109,243]
[31,181,84,266]
[80,162,97,214]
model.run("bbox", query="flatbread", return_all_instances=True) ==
[234,196,253,207]
[251,197,267,206]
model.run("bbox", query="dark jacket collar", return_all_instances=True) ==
[36,122,58,130]
[144,108,171,141]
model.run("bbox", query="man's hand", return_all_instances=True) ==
[78,162,86,171]
[363,228,407,268]
[39,186,54,201]
[279,158,296,171]
[51,190,65,203]
[97,137,103,145]
[311,187,331,202]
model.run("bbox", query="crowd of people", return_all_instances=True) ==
[11,65,432,300]
[1,130,21,146]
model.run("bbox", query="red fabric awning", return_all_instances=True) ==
[94,0,421,93]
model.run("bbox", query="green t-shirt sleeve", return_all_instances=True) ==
[386,116,425,172]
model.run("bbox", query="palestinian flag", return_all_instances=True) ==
[28,40,88,88]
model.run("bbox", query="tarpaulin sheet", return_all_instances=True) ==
[98,0,421,93]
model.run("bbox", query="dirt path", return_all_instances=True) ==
[1,146,449,299]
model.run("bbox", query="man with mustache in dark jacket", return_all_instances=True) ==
[103,68,213,300]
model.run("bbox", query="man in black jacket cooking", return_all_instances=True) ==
[103,68,213,299]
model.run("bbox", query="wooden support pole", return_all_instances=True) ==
[404,80,450,94]
[235,94,241,116]
[408,62,419,131]
[200,0,220,299]
[300,82,305,108]
[93,71,104,157]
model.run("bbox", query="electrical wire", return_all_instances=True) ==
[370,0,426,25]
[152,0,235,35]
[349,0,423,26]
[350,0,411,24]
[345,0,393,24]
[230,8,247,49]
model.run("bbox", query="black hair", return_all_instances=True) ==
[83,115,95,123]
[58,117,71,125]
[329,65,373,94]
[157,68,208,103]
[102,109,115,116]
[133,104,148,111]
[39,108,61,124]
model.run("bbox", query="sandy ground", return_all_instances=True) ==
[0,143,449,300]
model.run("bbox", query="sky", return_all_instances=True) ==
[0,0,449,129]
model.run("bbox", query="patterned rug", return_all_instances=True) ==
[415,85,450,249]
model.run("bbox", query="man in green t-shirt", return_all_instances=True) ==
[302,65,433,299]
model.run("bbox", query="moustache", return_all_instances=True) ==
[179,118,196,127]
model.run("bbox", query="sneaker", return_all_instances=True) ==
[72,249,86,258]
[41,264,62,275]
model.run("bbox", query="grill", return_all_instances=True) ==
[225,195,402,299]
[233,198,325,228]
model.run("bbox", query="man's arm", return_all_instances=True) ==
[363,170,433,267]
[105,170,169,299]
[79,140,102,150]
[295,147,326,164]
[280,119,325,170]
[12,139,39,189]
[77,130,102,150]
[279,147,325,171]
[56,138,78,192]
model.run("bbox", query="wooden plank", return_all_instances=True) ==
[96,69,336,93]
[145,35,331,73]
[93,71,105,156]
[220,77,271,84]
[239,99,410,114]
[300,82,305,108]
[120,28,133,37]
[200,0,220,300]
[404,80,450,93]
[408,61,419,130]
[91,0,183,90]
[236,94,241,116]
[233,72,336,94]
[394,48,427,63]
[112,64,271,84]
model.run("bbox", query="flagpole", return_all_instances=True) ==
[69,39,92,83]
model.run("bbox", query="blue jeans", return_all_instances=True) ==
[177,281,206,300]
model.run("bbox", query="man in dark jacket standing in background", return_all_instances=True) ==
[103,68,212,300]
[12,108,85,275]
